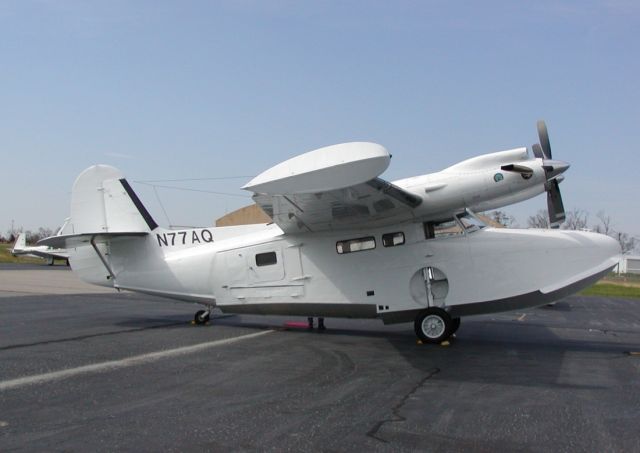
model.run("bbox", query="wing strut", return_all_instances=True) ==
[90,236,119,289]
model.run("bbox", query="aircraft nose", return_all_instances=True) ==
[542,160,570,179]
[597,232,622,259]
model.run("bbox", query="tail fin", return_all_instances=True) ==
[39,165,157,249]
[56,218,71,236]
[69,165,157,234]
[12,233,27,252]
[38,165,158,287]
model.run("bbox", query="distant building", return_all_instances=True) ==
[617,255,640,274]
[215,204,271,227]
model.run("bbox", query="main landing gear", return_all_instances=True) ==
[414,307,461,343]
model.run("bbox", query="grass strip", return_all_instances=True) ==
[581,283,640,299]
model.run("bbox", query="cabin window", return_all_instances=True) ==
[382,232,405,247]
[336,236,376,254]
[255,251,277,267]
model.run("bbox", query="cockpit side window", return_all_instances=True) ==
[424,210,486,240]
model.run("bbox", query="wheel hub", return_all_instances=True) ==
[421,314,445,338]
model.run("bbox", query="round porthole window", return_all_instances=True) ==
[493,173,504,182]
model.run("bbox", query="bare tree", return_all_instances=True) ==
[527,210,550,228]
[616,232,636,254]
[26,227,54,244]
[593,210,613,235]
[562,208,589,231]
[526,207,637,254]
[487,210,515,227]
[587,210,637,254]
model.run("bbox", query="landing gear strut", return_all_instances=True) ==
[414,307,456,343]
[193,309,210,325]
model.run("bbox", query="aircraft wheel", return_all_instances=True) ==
[450,317,461,335]
[414,308,453,343]
[47,257,54,266]
[193,310,210,325]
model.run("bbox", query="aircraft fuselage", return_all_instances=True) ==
[71,219,619,324]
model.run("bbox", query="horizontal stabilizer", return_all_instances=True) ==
[38,232,148,249]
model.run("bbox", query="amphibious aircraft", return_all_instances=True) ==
[40,121,620,342]
[12,227,70,266]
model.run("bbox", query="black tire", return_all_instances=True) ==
[450,317,461,335]
[414,308,453,343]
[194,310,210,325]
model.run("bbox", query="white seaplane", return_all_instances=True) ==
[12,228,70,266]
[40,122,620,342]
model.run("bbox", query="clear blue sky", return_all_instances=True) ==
[2,1,638,237]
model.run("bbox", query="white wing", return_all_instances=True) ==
[243,142,422,233]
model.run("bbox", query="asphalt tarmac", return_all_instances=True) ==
[1,263,639,452]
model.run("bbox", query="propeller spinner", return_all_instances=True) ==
[534,120,570,228]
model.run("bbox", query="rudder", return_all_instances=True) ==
[69,165,157,235]
[12,233,27,252]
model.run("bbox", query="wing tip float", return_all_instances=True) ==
[242,142,390,195]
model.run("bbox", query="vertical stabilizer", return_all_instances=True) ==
[70,165,157,234]
[12,233,27,252]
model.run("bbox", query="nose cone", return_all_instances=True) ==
[535,230,621,295]
[595,232,622,260]
[564,231,622,280]
[542,160,570,179]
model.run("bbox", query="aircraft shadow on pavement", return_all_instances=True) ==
[107,295,638,393]
[385,319,635,391]
[206,307,635,392]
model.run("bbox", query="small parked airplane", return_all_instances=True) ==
[12,226,70,266]
[40,122,620,342]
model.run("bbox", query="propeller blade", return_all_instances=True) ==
[546,179,566,229]
[532,143,544,159]
[537,120,552,159]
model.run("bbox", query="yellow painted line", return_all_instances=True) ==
[0,329,273,392]
[517,313,527,322]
